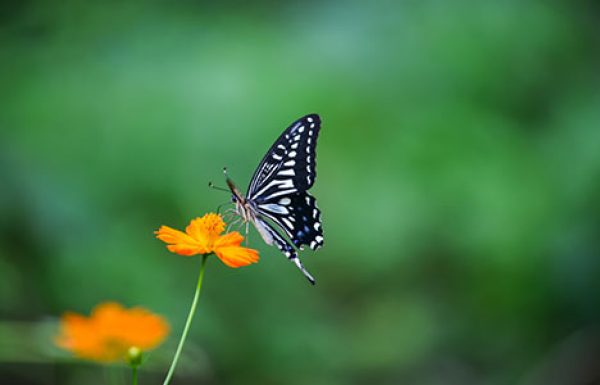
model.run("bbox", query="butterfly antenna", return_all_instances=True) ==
[224,166,237,183]
[224,167,242,196]
[208,181,230,193]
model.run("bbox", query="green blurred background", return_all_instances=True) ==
[2,1,600,384]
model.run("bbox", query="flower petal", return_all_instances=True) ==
[155,225,208,255]
[214,231,244,248]
[214,233,259,268]
[55,302,169,363]
[215,246,260,268]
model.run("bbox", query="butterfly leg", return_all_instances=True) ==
[215,201,234,215]
[245,221,249,245]
[226,217,242,233]
[222,208,238,223]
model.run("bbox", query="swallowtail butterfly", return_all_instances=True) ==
[225,114,323,284]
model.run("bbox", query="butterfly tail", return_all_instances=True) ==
[292,257,316,285]
[255,216,316,285]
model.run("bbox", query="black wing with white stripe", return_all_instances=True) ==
[255,192,324,250]
[247,114,320,201]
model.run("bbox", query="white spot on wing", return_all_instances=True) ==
[263,188,297,200]
[277,144,285,150]
[282,217,293,230]
[284,160,295,167]
[272,154,282,160]
[307,117,313,123]
[279,179,294,188]
[259,203,289,215]
[314,222,321,230]
[291,143,298,150]
[293,135,301,141]
[279,197,291,205]
[278,169,295,176]
[288,151,297,158]
[299,126,305,133]
[315,235,323,243]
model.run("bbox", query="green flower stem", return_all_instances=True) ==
[131,365,138,385]
[162,254,209,385]
[104,366,122,385]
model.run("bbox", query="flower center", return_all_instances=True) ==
[199,213,225,239]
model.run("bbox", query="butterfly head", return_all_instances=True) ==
[224,170,245,205]
[224,172,255,224]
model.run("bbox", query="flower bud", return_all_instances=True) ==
[127,346,142,367]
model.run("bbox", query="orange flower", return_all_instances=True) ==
[55,302,169,363]
[155,213,259,268]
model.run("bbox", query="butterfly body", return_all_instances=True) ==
[226,114,323,284]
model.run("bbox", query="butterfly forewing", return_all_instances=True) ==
[247,114,321,201]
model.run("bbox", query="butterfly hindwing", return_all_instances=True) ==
[253,216,316,284]
[255,192,324,250]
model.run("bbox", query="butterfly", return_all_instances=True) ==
[224,114,323,284]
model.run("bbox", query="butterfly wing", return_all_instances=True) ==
[247,114,320,201]
[245,114,323,282]
[255,191,324,250]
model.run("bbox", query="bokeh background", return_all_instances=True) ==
[2,1,600,384]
